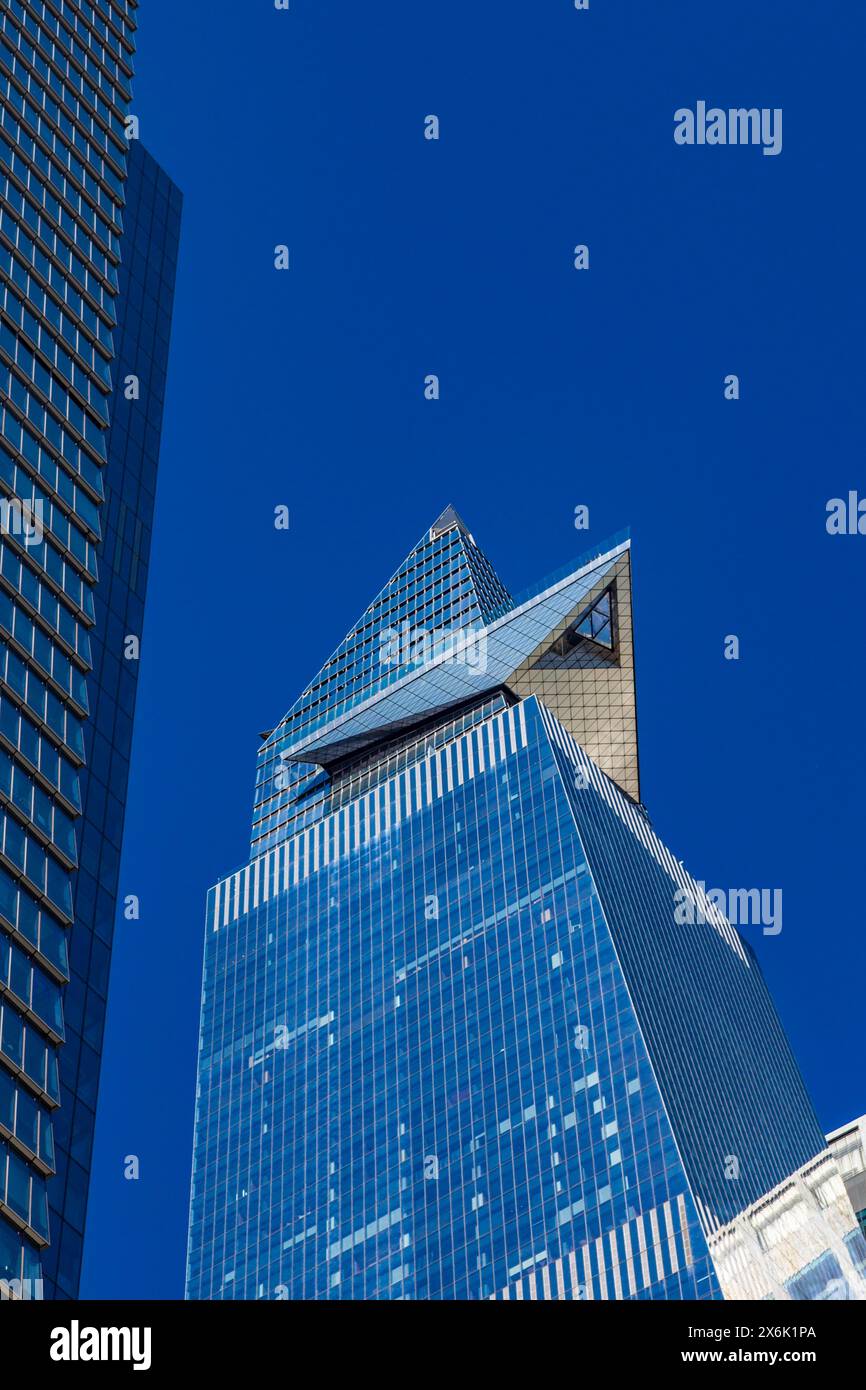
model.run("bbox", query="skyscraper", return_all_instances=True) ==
[186,509,865,1301]
[0,2,180,1300]
[41,140,180,1302]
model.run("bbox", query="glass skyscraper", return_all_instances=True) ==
[0,1,180,1300]
[187,508,866,1301]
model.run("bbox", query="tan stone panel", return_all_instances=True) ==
[506,552,641,802]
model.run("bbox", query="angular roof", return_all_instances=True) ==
[252,510,641,852]
[260,506,512,754]
[279,539,632,773]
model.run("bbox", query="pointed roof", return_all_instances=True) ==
[277,535,638,803]
[252,515,641,854]
[430,503,473,542]
[258,506,511,759]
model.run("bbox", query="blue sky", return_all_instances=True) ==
[81,1,865,1298]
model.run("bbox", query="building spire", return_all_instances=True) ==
[430,504,473,542]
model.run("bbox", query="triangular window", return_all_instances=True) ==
[550,588,615,657]
[575,589,612,647]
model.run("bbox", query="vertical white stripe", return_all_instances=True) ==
[595,1236,608,1300]
[678,1195,693,1268]
[664,1200,679,1274]
[648,1207,664,1283]
[608,1231,623,1299]
[568,1251,580,1299]
[622,1220,637,1295]
[635,1212,651,1290]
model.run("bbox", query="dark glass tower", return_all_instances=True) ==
[42,140,180,1301]
[0,1,180,1300]
[186,510,866,1301]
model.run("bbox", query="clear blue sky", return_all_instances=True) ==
[81,1,866,1298]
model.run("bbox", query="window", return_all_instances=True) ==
[549,588,615,658]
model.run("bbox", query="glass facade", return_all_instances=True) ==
[187,511,866,1301]
[43,139,180,1300]
[0,1,180,1299]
